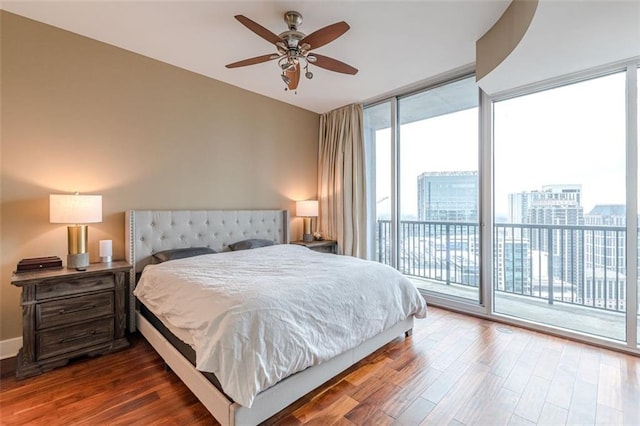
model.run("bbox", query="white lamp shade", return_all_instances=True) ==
[50,194,102,224]
[296,200,318,217]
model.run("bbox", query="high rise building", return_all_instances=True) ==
[584,205,625,272]
[583,204,626,308]
[495,236,531,293]
[417,171,478,222]
[508,184,584,287]
[509,184,583,225]
[585,204,625,227]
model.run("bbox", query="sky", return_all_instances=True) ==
[371,69,630,221]
[494,70,627,217]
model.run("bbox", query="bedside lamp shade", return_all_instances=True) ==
[296,200,318,217]
[296,200,318,242]
[50,194,102,224]
[50,194,102,270]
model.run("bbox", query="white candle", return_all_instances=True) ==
[99,240,112,262]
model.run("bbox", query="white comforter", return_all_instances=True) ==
[134,244,427,408]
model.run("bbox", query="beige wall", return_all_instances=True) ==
[476,0,538,81]
[0,12,320,341]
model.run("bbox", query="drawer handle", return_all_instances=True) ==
[58,304,97,315]
[58,330,99,343]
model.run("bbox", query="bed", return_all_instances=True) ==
[126,209,426,425]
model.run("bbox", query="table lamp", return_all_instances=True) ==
[50,193,102,270]
[296,200,318,242]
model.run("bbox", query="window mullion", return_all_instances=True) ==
[626,64,638,348]
[391,98,399,269]
[480,89,493,313]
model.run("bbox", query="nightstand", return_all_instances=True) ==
[291,240,338,254]
[11,261,131,379]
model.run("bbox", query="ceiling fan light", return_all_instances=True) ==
[305,71,313,79]
[280,60,296,71]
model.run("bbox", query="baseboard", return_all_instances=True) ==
[0,337,22,360]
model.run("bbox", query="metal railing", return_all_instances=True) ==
[376,220,627,312]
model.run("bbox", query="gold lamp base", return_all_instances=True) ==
[67,225,90,270]
[303,217,313,242]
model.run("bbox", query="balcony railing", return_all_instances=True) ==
[377,220,627,312]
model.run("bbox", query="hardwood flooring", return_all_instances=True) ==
[1,307,639,425]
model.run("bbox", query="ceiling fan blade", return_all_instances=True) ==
[285,66,300,91]
[300,21,350,50]
[235,15,283,45]
[225,54,278,68]
[309,53,358,75]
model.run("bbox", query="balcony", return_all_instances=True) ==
[377,220,637,342]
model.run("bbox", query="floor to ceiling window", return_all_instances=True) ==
[364,101,393,263]
[398,77,479,301]
[365,75,480,302]
[493,71,627,340]
[364,61,639,352]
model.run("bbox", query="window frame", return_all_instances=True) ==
[364,58,640,354]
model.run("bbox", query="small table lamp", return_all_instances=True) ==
[296,200,318,242]
[50,193,102,271]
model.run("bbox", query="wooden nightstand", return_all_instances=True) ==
[291,240,338,254]
[11,261,131,379]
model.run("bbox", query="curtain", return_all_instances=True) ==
[317,103,366,258]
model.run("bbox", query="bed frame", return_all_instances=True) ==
[125,209,414,426]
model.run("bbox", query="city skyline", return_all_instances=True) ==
[372,70,626,221]
[377,166,626,223]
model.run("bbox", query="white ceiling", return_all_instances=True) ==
[0,1,511,113]
[478,0,640,95]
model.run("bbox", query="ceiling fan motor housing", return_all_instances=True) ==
[281,11,305,48]
[284,11,303,30]
[279,30,304,49]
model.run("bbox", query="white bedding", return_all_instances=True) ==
[134,244,427,408]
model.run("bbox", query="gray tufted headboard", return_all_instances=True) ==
[125,209,289,331]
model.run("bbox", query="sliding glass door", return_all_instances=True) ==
[365,75,481,303]
[398,77,480,301]
[493,71,627,340]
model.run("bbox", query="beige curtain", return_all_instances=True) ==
[317,103,366,258]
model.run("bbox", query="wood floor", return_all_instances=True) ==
[1,307,639,425]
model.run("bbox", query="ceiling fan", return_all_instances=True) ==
[225,11,358,92]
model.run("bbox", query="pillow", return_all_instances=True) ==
[228,239,275,251]
[152,247,217,263]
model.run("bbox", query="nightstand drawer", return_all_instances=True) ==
[291,240,338,254]
[37,292,114,330]
[309,245,336,254]
[36,275,115,300]
[37,317,114,360]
